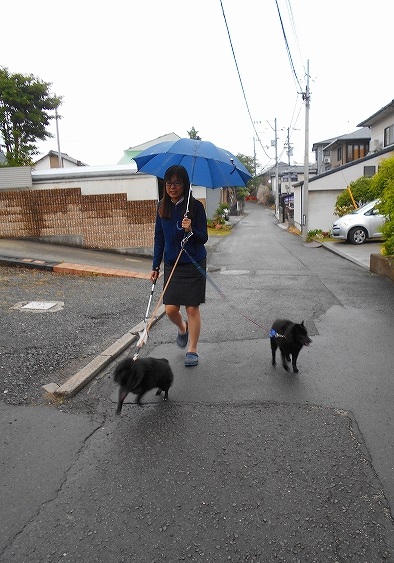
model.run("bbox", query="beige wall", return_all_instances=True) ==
[0,187,156,253]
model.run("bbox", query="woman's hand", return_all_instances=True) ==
[150,269,160,283]
[181,216,192,232]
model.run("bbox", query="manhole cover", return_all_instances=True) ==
[11,301,64,312]
[22,301,58,310]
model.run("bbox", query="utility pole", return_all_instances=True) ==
[253,137,257,176]
[301,61,311,242]
[274,118,279,219]
[55,106,62,168]
[286,128,293,166]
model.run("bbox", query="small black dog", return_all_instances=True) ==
[270,319,312,373]
[114,357,174,414]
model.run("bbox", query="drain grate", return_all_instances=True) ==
[11,301,64,312]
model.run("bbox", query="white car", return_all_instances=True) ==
[331,200,385,245]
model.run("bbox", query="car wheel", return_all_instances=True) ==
[348,227,367,245]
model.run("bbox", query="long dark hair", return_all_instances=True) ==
[158,165,193,219]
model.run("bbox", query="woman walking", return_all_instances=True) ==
[150,165,208,366]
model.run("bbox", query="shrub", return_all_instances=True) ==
[334,176,377,216]
[307,229,331,241]
[207,202,230,229]
[374,157,394,255]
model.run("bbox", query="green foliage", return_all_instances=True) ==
[235,186,249,201]
[236,152,259,193]
[0,67,62,166]
[265,192,275,207]
[187,126,201,140]
[374,157,394,255]
[207,203,232,230]
[307,229,331,241]
[371,156,394,197]
[334,176,377,216]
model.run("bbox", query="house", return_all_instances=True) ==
[118,132,181,165]
[257,161,317,222]
[357,99,394,151]
[311,137,336,175]
[293,99,394,233]
[33,150,88,170]
[30,164,157,201]
[319,128,371,169]
[311,128,371,177]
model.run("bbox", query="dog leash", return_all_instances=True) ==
[181,243,285,338]
[132,239,189,359]
[133,230,284,359]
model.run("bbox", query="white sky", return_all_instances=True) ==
[2,0,393,171]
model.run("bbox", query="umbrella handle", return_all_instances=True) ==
[185,183,192,216]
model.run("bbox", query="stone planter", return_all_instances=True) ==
[370,253,394,282]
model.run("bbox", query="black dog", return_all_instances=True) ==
[270,319,312,373]
[114,357,174,414]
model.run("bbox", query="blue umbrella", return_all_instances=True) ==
[133,138,252,189]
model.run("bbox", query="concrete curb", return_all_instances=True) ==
[321,242,369,270]
[0,254,152,279]
[44,305,166,399]
[0,255,58,271]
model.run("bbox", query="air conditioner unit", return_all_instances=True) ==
[323,157,330,163]
[372,139,382,151]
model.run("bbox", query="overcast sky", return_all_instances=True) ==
[2,0,393,170]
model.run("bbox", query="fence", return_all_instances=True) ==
[0,187,156,253]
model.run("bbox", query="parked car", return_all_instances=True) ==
[331,200,385,245]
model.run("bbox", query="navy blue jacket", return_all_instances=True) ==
[152,198,208,269]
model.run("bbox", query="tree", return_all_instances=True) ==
[373,156,394,255]
[236,153,257,194]
[187,126,201,140]
[0,67,62,166]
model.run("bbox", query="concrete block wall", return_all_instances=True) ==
[0,187,156,251]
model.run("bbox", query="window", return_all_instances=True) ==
[346,142,369,162]
[337,146,342,161]
[364,166,376,177]
[384,125,394,147]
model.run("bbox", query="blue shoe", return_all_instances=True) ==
[176,321,188,348]
[185,352,198,367]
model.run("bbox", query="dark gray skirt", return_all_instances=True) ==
[163,259,206,306]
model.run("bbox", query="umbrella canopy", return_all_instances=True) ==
[133,138,252,188]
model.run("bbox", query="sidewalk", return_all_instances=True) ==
[277,219,383,270]
[0,238,153,279]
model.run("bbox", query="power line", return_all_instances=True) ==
[218,0,272,160]
[274,0,303,93]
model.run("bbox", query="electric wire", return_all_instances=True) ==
[219,0,272,160]
[284,0,306,79]
[274,0,303,93]
[219,0,306,170]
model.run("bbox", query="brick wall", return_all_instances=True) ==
[0,187,156,250]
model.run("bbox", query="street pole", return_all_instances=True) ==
[274,118,279,220]
[55,106,62,168]
[301,61,310,242]
[253,137,257,176]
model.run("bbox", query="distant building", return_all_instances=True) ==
[33,150,88,170]
[118,132,181,164]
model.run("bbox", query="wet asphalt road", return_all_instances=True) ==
[1,203,394,562]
